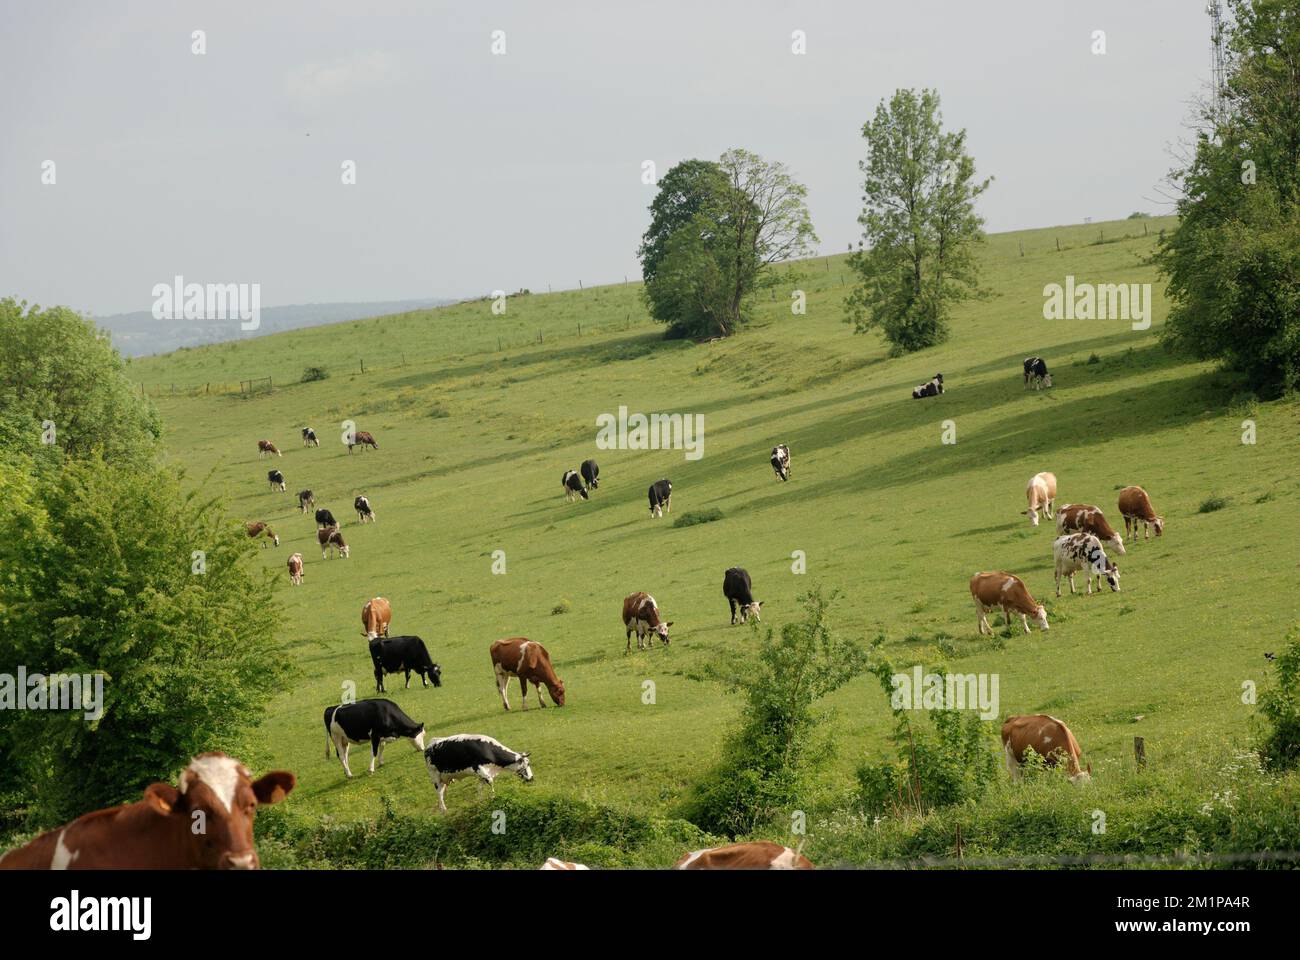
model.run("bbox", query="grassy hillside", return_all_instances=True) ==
[133,214,1300,865]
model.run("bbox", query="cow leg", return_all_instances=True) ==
[369,735,380,774]
[339,741,353,779]
[664,495,671,515]
[376,740,386,768]
[533,680,546,708]
[404,668,412,689]
[1019,612,1030,635]
[496,667,511,710]
[1004,742,1022,780]
[729,598,738,624]
[519,676,529,711]
[1055,571,1062,598]
[625,629,633,654]
[436,783,448,814]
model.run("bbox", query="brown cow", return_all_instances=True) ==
[673,841,814,870]
[970,571,1048,634]
[539,857,589,870]
[287,552,304,586]
[348,430,378,453]
[257,440,281,457]
[0,752,295,869]
[1118,485,1165,541]
[622,592,672,653]
[362,597,391,639]
[491,638,566,710]
[318,526,349,559]
[1001,714,1091,782]
[1056,503,1125,555]
[245,521,279,547]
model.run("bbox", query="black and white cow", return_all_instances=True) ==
[562,470,589,501]
[355,495,376,523]
[268,469,286,491]
[314,508,337,529]
[770,444,791,482]
[580,459,599,491]
[323,699,426,779]
[648,479,672,518]
[302,427,319,447]
[1023,357,1052,389]
[911,373,944,399]
[369,635,442,692]
[723,567,763,624]
[297,489,315,513]
[423,734,533,813]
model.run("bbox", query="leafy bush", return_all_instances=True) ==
[551,599,571,616]
[301,365,329,383]
[1256,624,1300,771]
[673,508,723,528]
[1199,494,1230,514]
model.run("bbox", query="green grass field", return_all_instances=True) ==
[133,215,1300,864]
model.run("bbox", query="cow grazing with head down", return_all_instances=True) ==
[1056,503,1125,555]
[362,597,391,640]
[673,841,814,870]
[257,440,282,457]
[0,753,295,870]
[314,507,336,529]
[318,526,349,559]
[648,479,672,518]
[347,430,378,453]
[1118,485,1165,541]
[1001,714,1090,782]
[287,553,304,585]
[580,459,599,490]
[911,373,944,399]
[969,571,1048,635]
[355,495,376,523]
[369,635,442,692]
[491,638,565,710]
[771,444,791,481]
[297,489,315,513]
[1025,471,1057,526]
[423,734,533,813]
[1023,357,1052,389]
[623,592,672,652]
[723,567,763,624]
[1053,532,1119,597]
[301,427,319,447]
[324,699,426,779]
[245,521,279,547]
[268,469,285,492]
[562,469,589,501]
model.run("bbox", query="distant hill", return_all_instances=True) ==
[98,299,460,357]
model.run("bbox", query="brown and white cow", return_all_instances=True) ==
[1118,485,1165,541]
[491,638,566,710]
[673,841,814,870]
[245,521,279,547]
[1001,714,1091,782]
[623,592,672,653]
[539,857,589,870]
[969,571,1049,635]
[1025,471,1057,526]
[1056,503,1125,555]
[1052,532,1119,596]
[362,597,391,640]
[348,430,378,453]
[287,552,304,586]
[257,439,281,457]
[0,752,295,869]
[318,526,349,559]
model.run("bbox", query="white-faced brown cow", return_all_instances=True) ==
[969,571,1049,635]
[347,430,378,453]
[1025,471,1057,526]
[539,857,589,870]
[318,526,349,559]
[287,552,304,586]
[1056,503,1125,555]
[245,521,279,547]
[1052,532,1119,596]
[622,592,672,653]
[1118,485,1165,541]
[490,638,566,710]
[362,597,391,639]
[0,752,295,869]
[257,439,282,457]
[673,841,814,870]
[1001,714,1091,782]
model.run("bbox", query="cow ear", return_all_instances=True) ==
[756,601,764,608]
[665,621,674,627]
[251,771,297,805]
[143,783,182,814]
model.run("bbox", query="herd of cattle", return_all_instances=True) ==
[0,357,1172,869]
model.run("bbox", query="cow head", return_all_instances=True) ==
[512,753,534,782]
[1152,517,1165,536]
[428,663,443,687]
[269,530,280,547]
[656,621,673,645]
[1070,762,1093,784]
[1103,561,1120,592]
[1108,534,1127,556]
[549,678,566,706]
[145,753,295,870]
[1034,605,1049,631]
[412,725,427,752]
[1028,509,1040,526]
[1041,373,1053,388]
[742,601,764,623]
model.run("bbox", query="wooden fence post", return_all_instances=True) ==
[1134,736,1146,768]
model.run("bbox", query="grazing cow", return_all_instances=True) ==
[723,567,763,624]
[257,439,281,457]
[490,638,566,710]
[324,700,426,779]
[287,552,304,586]
[423,734,533,813]
[1056,503,1125,555]
[540,858,589,870]
[1025,471,1057,526]
[911,373,944,399]
[302,427,319,447]
[268,469,285,492]
[969,571,1049,635]
[318,526,349,559]
[1118,485,1165,541]
[314,508,337,529]
[245,521,279,547]
[369,635,442,692]
[623,592,672,653]
[673,841,814,870]
[580,459,599,490]
[362,597,391,640]
[1023,357,1052,389]
[0,752,294,870]
[771,443,791,481]
[562,469,589,501]
[1053,532,1120,597]
[297,489,315,513]
[347,430,378,453]
[648,479,672,518]
[1001,714,1091,782]
[354,495,376,522]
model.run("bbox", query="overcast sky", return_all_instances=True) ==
[0,0,1211,316]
